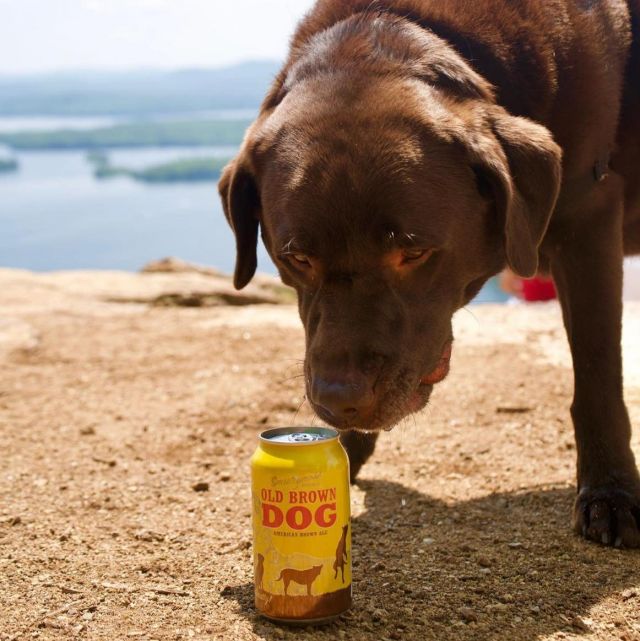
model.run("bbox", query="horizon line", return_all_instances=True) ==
[0,58,283,79]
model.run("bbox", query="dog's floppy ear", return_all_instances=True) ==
[467,108,562,277]
[218,157,261,290]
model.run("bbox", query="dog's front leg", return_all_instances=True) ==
[339,431,379,484]
[550,180,640,547]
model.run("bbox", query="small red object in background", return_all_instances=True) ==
[521,276,557,302]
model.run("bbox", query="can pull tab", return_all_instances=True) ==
[289,433,319,443]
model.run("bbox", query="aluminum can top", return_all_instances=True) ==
[260,427,339,445]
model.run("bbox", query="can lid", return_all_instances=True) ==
[260,427,339,444]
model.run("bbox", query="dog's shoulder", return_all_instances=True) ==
[264,0,632,123]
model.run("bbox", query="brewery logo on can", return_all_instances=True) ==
[251,427,352,624]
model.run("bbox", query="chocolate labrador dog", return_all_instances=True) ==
[219,0,640,547]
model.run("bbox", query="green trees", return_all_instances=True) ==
[88,152,230,183]
[0,120,249,150]
[0,158,18,173]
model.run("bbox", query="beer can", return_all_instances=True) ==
[251,427,352,624]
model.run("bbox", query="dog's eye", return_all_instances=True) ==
[401,248,431,264]
[287,254,312,268]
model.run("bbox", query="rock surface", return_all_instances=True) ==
[0,268,639,641]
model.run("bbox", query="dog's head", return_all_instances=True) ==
[219,17,561,432]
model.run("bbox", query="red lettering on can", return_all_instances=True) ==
[318,488,336,501]
[262,503,284,528]
[260,489,283,502]
[286,506,313,530]
[261,488,340,530]
[315,502,337,527]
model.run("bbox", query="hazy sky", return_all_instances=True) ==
[0,0,317,74]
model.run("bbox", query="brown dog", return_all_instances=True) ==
[276,565,323,596]
[255,553,265,591]
[220,0,640,548]
[333,524,349,583]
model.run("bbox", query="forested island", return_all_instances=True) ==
[0,119,249,150]
[88,152,230,183]
[0,65,271,183]
[0,158,18,173]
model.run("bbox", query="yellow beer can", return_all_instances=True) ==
[251,427,352,624]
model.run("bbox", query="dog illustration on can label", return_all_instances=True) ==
[251,427,352,624]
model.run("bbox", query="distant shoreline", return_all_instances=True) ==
[0,119,249,151]
[0,62,279,118]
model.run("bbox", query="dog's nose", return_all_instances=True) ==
[311,377,375,421]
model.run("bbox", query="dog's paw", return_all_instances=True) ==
[574,485,640,548]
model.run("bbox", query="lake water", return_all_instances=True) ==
[0,146,276,273]
[0,116,509,301]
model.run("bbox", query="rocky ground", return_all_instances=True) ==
[1,264,639,641]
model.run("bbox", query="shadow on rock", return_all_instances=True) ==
[221,480,640,640]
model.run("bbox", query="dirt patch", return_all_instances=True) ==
[0,269,639,641]
[108,292,282,308]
